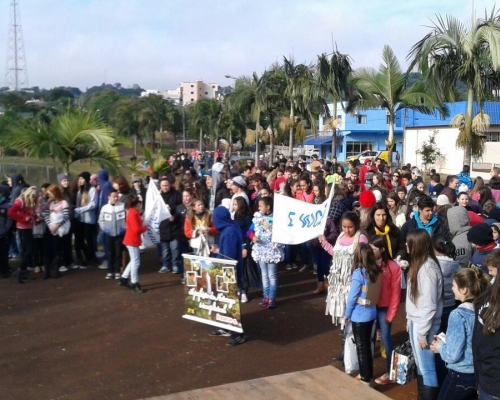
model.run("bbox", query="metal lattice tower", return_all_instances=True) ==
[4,0,29,91]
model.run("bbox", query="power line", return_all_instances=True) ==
[5,0,29,91]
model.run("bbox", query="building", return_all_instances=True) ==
[180,80,219,105]
[403,101,500,177]
[308,102,403,162]
[140,80,219,106]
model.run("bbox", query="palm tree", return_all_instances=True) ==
[110,98,142,154]
[316,48,353,158]
[283,57,316,157]
[7,110,120,174]
[407,8,500,164]
[347,45,447,166]
[190,99,222,152]
[139,94,170,150]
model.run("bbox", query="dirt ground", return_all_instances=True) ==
[0,249,417,400]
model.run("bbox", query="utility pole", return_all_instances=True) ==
[5,0,29,91]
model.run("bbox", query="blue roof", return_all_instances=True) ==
[303,136,332,146]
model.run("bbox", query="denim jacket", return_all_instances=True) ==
[436,301,474,374]
[345,268,377,323]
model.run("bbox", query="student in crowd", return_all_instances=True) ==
[467,223,498,274]
[0,185,12,279]
[406,229,443,399]
[447,206,473,269]
[184,199,217,255]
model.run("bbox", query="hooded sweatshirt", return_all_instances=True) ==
[435,255,461,308]
[212,206,243,285]
[9,173,28,201]
[447,206,473,268]
[97,170,113,212]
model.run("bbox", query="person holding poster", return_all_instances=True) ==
[209,206,246,346]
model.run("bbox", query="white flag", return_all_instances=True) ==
[271,190,334,245]
[141,182,171,247]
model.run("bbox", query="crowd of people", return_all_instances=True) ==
[2,151,500,398]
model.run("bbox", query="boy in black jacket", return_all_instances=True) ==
[0,185,13,278]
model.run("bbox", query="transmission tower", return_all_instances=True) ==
[4,0,29,91]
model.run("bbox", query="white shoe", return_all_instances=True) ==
[98,261,108,270]
[285,264,293,270]
[114,273,121,279]
[95,251,105,258]
[79,265,87,270]
[241,294,248,303]
[59,266,68,272]
[70,264,79,269]
[34,266,41,274]
[105,273,113,280]
[27,267,34,271]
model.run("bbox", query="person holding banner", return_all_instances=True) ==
[209,206,246,346]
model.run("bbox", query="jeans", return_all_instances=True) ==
[106,235,124,274]
[161,240,182,272]
[313,249,332,283]
[18,229,33,271]
[123,246,140,284]
[60,232,74,267]
[438,370,476,400]
[409,320,440,387]
[44,232,62,277]
[479,387,500,400]
[376,307,394,374]
[352,320,376,383]
[259,262,277,300]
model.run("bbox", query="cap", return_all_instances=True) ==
[132,177,142,184]
[231,176,247,189]
[436,195,451,206]
[467,223,494,246]
[359,190,376,208]
[372,189,382,202]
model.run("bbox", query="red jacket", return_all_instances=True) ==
[123,208,147,247]
[8,198,35,230]
[377,259,402,323]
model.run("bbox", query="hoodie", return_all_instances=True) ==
[97,170,113,212]
[9,173,28,201]
[212,206,244,286]
[401,210,451,245]
[447,206,473,268]
[435,255,461,308]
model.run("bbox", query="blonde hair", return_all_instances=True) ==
[21,186,38,209]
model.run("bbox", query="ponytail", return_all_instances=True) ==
[455,267,489,300]
[433,235,456,260]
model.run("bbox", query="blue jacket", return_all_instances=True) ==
[457,172,473,192]
[437,301,475,374]
[345,268,377,323]
[97,170,113,212]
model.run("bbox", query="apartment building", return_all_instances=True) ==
[180,80,218,105]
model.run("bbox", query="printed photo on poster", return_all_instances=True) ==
[223,267,236,284]
[216,276,229,293]
[186,271,197,287]
[192,261,202,277]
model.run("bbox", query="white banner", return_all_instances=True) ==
[141,182,171,247]
[271,190,334,245]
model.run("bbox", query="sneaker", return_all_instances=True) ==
[118,277,130,288]
[114,273,121,279]
[375,373,395,385]
[132,283,143,294]
[95,251,105,258]
[267,299,276,309]
[59,266,68,272]
[209,329,231,337]
[172,268,180,274]
[181,278,186,285]
[70,264,80,269]
[27,267,34,271]
[259,298,269,307]
[291,263,299,269]
[34,266,41,274]
[79,265,87,270]
[241,293,248,303]
[226,335,246,346]
[285,264,293,270]
[299,265,310,272]
[98,261,108,270]
[158,267,170,273]
[105,273,114,280]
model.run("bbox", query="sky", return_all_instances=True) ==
[0,0,497,92]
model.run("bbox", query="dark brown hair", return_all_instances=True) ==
[352,242,381,283]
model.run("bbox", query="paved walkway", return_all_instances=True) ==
[144,366,390,400]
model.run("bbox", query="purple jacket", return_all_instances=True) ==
[311,218,338,250]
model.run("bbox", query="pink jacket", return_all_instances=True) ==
[377,260,401,323]
[8,198,35,230]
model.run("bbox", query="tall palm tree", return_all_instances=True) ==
[407,8,500,164]
[139,94,171,150]
[110,98,143,153]
[283,57,316,157]
[316,48,353,158]
[347,45,447,166]
[7,110,120,174]
[190,99,222,152]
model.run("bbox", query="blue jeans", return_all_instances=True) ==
[376,307,394,374]
[161,240,182,272]
[479,387,500,400]
[409,321,440,387]
[259,262,277,300]
[313,249,332,282]
[438,370,476,400]
[123,246,140,284]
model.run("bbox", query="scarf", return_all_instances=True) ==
[413,210,438,236]
[374,225,393,257]
[476,242,497,254]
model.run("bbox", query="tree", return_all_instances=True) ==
[408,8,500,164]
[190,99,222,152]
[316,47,353,158]
[138,94,172,149]
[347,45,447,166]
[283,57,316,157]
[6,110,120,174]
[416,130,444,170]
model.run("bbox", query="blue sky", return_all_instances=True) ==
[0,0,496,91]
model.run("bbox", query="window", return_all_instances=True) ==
[337,115,342,120]
[346,141,374,158]
[205,92,208,95]
[191,85,194,88]
[191,98,194,102]
[356,115,367,124]
[212,85,215,88]
[486,132,500,142]
[191,92,194,94]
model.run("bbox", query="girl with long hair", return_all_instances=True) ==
[369,236,402,385]
[312,182,326,204]
[387,191,407,228]
[431,268,488,400]
[184,198,217,254]
[406,229,443,399]
[283,179,300,199]
[470,176,485,201]
[365,203,405,260]
[8,186,38,283]
[344,243,382,386]
[74,172,98,267]
[42,185,70,279]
